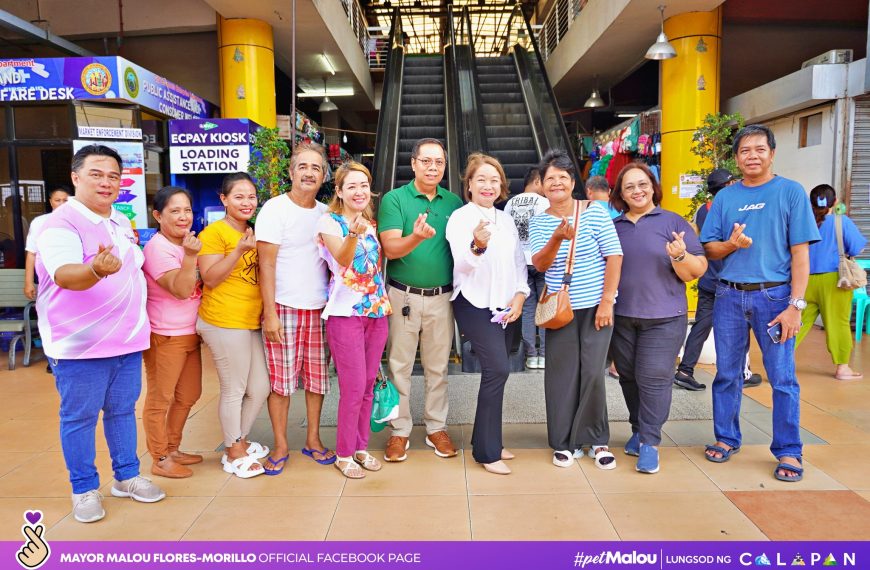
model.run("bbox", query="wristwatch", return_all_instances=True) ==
[788,297,807,311]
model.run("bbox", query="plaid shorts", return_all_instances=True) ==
[262,304,329,396]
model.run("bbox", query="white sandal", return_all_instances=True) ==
[335,456,366,479]
[354,451,382,472]
[553,450,574,468]
[245,441,269,459]
[222,455,264,479]
[589,446,617,470]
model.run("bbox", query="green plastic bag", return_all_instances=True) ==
[370,366,399,432]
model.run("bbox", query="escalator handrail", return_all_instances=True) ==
[372,8,404,201]
[515,6,585,197]
[444,5,463,195]
[461,6,488,157]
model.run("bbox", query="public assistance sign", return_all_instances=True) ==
[168,119,253,174]
[0,57,214,119]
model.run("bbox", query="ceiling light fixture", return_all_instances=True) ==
[318,76,338,112]
[321,53,336,75]
[584,75,605,108]
[645,5,677,60]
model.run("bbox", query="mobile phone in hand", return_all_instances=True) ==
[767,323,782,344]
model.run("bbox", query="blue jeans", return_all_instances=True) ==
[521,266,546,357]
[52,352,143,494]
[712,283,801,459]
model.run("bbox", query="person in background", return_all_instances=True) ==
[795,184,866,380]
[584,175,621,381]
[675,169,763,391]
[141,186,204,479]
[256,143,334,474]
[530,150,623,471]
[36,145,164,523]
[504,167,549,369]
[701,124,820,483]
[611,162,707,474]
[378,138,463,462]
[447,153,528,475]
[585,175,620,219]
[316,161,391,479]
[24,186,71,300]
[197,172,270,479]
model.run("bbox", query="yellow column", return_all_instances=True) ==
[218,17,277,128]
[660,8,721,312]
[660,8,721,216]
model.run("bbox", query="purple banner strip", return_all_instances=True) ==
[2,540,868,570]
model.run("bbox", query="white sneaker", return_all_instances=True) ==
[111,475,166,503]
[525,357,537,370]
[72,489,105,523]
[537,356,546,369]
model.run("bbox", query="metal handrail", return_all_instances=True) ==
[372,8,404,203]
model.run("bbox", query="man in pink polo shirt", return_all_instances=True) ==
[36,145,165,524]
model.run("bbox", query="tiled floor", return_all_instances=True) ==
[0,326,868,540]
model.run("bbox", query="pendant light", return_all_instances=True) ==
[584,75,605,108]
[645,5,677,60]
[318,75,338,112]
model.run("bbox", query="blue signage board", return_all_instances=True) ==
[0,56,214,119]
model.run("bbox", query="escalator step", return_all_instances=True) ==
[487,137,536,151]
[401,114,448,127]
[485,115,531,128]
[403,83,445,95]
[399,126,446,139]
[483,103,525,114]
[403,74,443,84]
[491,150,539,163]
[478,82,520,92]
[404,65,444,76]
[502,164,540,178]
[480,92,524,103]
[402,93,443,105]
[400,104,445,115]
[405,56,443,66]
[476,66,516,75]
[477,74,517,85]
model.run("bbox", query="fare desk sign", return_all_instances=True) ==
[168,118,254,174]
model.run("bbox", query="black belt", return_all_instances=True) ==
[720,280,787,291]
[388,279,453,297]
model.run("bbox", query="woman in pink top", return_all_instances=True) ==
[142,186,204,479]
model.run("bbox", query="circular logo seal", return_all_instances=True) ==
[81,63,112,96]
[123,67,139,98]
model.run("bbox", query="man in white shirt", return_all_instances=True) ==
[503,168,549,369]
[256,143,333,471]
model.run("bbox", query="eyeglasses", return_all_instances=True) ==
[622,182,651,192]
[413,157,446,169]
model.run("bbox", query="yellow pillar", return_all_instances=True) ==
[660,8,721,312]
[218,17,277,128]
[660,8,722,216]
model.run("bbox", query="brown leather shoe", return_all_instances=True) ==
[384,436,409,462]
[151,457,193,479]
[425,430,457,458]
[169,450,203,465]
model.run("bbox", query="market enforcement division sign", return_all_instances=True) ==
[168,119,252,174]
[72,139,148,231]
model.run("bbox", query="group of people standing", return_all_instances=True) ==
[27,122,863,524]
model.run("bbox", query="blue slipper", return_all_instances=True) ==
[774,459,803,482]
[704,444,740,463]
[263,454,289,476]
[302,447,337,465]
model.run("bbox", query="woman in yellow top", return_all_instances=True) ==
[197,172,270,479]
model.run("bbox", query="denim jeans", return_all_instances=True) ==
[712,283,802,459]
[521,266,546,357]
[52,352,143,494]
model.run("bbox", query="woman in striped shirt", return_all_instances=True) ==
[529,149,623,471]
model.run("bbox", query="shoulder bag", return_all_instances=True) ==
[835,214,867,290]
[535,200,589,329]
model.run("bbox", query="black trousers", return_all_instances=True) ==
[678,288,714,376]
[453,293,518,464]
[611,314,687,446]
[544,307,612,451]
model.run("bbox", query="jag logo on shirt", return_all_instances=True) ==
[737,202,766,212]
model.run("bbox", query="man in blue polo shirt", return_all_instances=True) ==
[700,124,820,483]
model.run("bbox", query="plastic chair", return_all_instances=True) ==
[853,287,870,342]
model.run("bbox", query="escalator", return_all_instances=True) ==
[394,56,446,189]
[476,56,539,195]
[372,6,581,201]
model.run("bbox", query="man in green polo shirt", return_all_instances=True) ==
[378,138,463,462]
